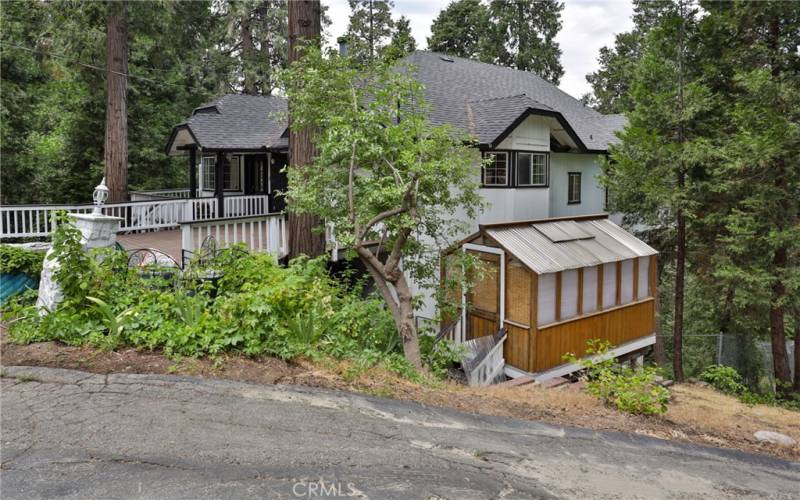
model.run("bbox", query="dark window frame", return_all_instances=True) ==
[568,171,582,204]
[482,151,509,187]
[480,150,550,189]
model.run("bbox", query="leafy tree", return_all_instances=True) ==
[280,47,482,369]
[602,0,710,382]
[221,1,288,96]
[584,0,674,113]
[481,0,564,84]
[345,0,394,64]
[385,15,415,58]
[0,1,271,204]
[427,0,489,59]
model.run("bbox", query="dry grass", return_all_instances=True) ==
[2,334,798,461]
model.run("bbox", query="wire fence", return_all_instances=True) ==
[658,332,795,386]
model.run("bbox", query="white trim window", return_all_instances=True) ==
[568,172,581,204]
[517,152,548,186]
[483,151,508,186]
[225,155,241,191]
[201,155,241,191]
[202,156,216,190]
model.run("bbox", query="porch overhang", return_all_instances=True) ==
[165,124,199,156]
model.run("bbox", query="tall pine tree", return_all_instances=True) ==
[345,0,394,64]
[602,0,711,382]
[699,0,800,395]
[584,0,674,113]
[481,0,564,84]
[427,0,489,60]
[385,15,415,58]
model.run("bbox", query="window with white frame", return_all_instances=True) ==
[568,172,581,204]
[225,156,241,191]
[202,155,241,191]
[202,156,216,190]
[517,152,548,186]
[483,152,508,186]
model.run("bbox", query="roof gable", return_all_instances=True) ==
[403,51,625,151]
[166,94,288,154]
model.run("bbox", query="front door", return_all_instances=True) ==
[243,155,268,195]
[465,249,503,340]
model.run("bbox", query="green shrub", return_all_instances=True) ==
[699,365,746,396]
[698,365,800,411]
[566,340,670,415]
[5,221,455,380]
[0,245,45,278]
[419,334,465,379]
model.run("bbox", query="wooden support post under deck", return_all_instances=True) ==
[529,272,538,373]
[215,152,225,218]
[188,147,197,199]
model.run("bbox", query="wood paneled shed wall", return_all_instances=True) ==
[502,254,657,373]
[530,298,655,372]
[503,259,533,370]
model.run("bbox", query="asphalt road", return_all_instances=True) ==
[1,366,798,499]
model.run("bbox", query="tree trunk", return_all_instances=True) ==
[241,10,257,95]
[793,308,799,392]
[394,273,423,369]
[672,0,686,383]
[355,246,423,371]
[104,1,128,203]
[654,290,667,365]
[673,180,686,382]
[769,246,792,395]
[368,0,374,60]
[287,0,325,258]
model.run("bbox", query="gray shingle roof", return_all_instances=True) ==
[173,94,287,151]
[404,51,625,151]
[467,94,556,146]
[167,51,626,154]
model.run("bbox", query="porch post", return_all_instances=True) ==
[188,147,197,199]
[215,152,225,218]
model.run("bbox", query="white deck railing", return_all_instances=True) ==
[130,188,193,200]
[0,194,270,239]
[180,213,287,260]
[467,334,507,386]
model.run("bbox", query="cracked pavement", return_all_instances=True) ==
[1,366,798,499]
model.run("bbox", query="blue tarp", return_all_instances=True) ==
[1,273,38,305]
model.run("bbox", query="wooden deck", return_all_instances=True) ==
[117,230,182,262]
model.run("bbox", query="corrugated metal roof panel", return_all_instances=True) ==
[534,220,594,242]
[485,217,657,274]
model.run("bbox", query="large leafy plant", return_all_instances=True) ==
[0,245,45,278]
